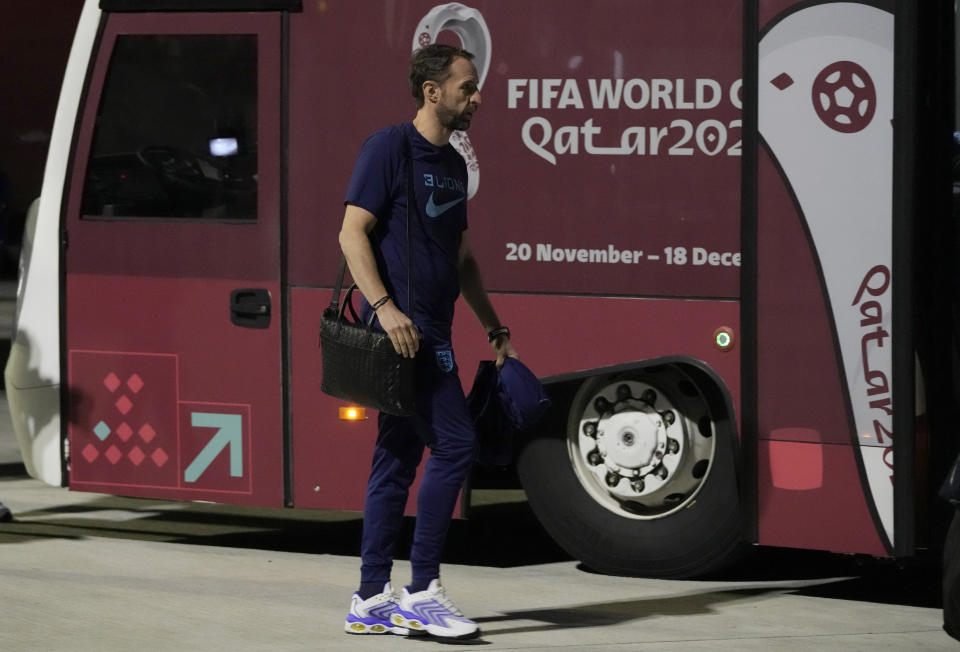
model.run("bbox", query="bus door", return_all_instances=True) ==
[62,11,284,506]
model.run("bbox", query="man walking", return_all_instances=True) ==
[339,44,515,640]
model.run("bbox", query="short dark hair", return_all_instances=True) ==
[409,44,475,108]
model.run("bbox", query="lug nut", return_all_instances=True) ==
[641,389,657,405]
[662,410,676,426]
[667,438,680,454]
[605,471,621,487]
[583,422,597,437]
[587,450,603,466]
[630,478,645,493]
[594,396,612,414]
[656,464,669,480]
[616,384,632,401]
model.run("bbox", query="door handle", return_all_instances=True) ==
[230,288,271,329]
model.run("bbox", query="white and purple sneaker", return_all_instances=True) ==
[344,582,417,635]
[391,579,480,639]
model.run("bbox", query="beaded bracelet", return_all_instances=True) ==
[371,295,392,311]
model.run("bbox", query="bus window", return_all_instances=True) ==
[81,35,258,221]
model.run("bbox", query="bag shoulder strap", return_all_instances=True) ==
[403,129,413,318]
[329,258,348,311]
[330,124,414,315]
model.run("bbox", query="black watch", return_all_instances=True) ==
[487,326,510,343]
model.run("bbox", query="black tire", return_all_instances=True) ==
[516,364,745,579]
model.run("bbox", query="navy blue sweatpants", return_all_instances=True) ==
[359,347,477,586]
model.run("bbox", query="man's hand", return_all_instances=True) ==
[376,300,420,358]
[491,336,518,368]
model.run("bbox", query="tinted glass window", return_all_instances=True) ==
[82,35,257,220]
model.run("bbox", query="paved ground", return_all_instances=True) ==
[1,444,956,650]
[0,321,956,650]
[0,472,954,651]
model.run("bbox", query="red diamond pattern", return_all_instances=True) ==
[771,72,794,90]
[151,448,169,468]
[116,422,133,442]
[128,446,145,466]
[127,374,144,394]
[82,443,99,463]
[115,395,133,415]
[103,372,121,393]
[74,352,179,487]
[139,423,156,443]
[105,445,123,465]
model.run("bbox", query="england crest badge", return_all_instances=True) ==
[435,349,455,373]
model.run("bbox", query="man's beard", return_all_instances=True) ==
[439,105,472,131]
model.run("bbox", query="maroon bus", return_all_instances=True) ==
[6,0,956,578]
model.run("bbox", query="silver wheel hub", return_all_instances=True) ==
[568,373,715,520]
[596,404,669,480]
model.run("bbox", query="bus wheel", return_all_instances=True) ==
[516,365,745,578]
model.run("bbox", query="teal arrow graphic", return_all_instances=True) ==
[184,412,243,483]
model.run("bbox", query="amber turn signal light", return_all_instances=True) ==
[339,406,368,421]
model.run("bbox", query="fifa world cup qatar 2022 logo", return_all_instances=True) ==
[811,60,877,134]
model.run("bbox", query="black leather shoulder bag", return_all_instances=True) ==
[319,135,416,416]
